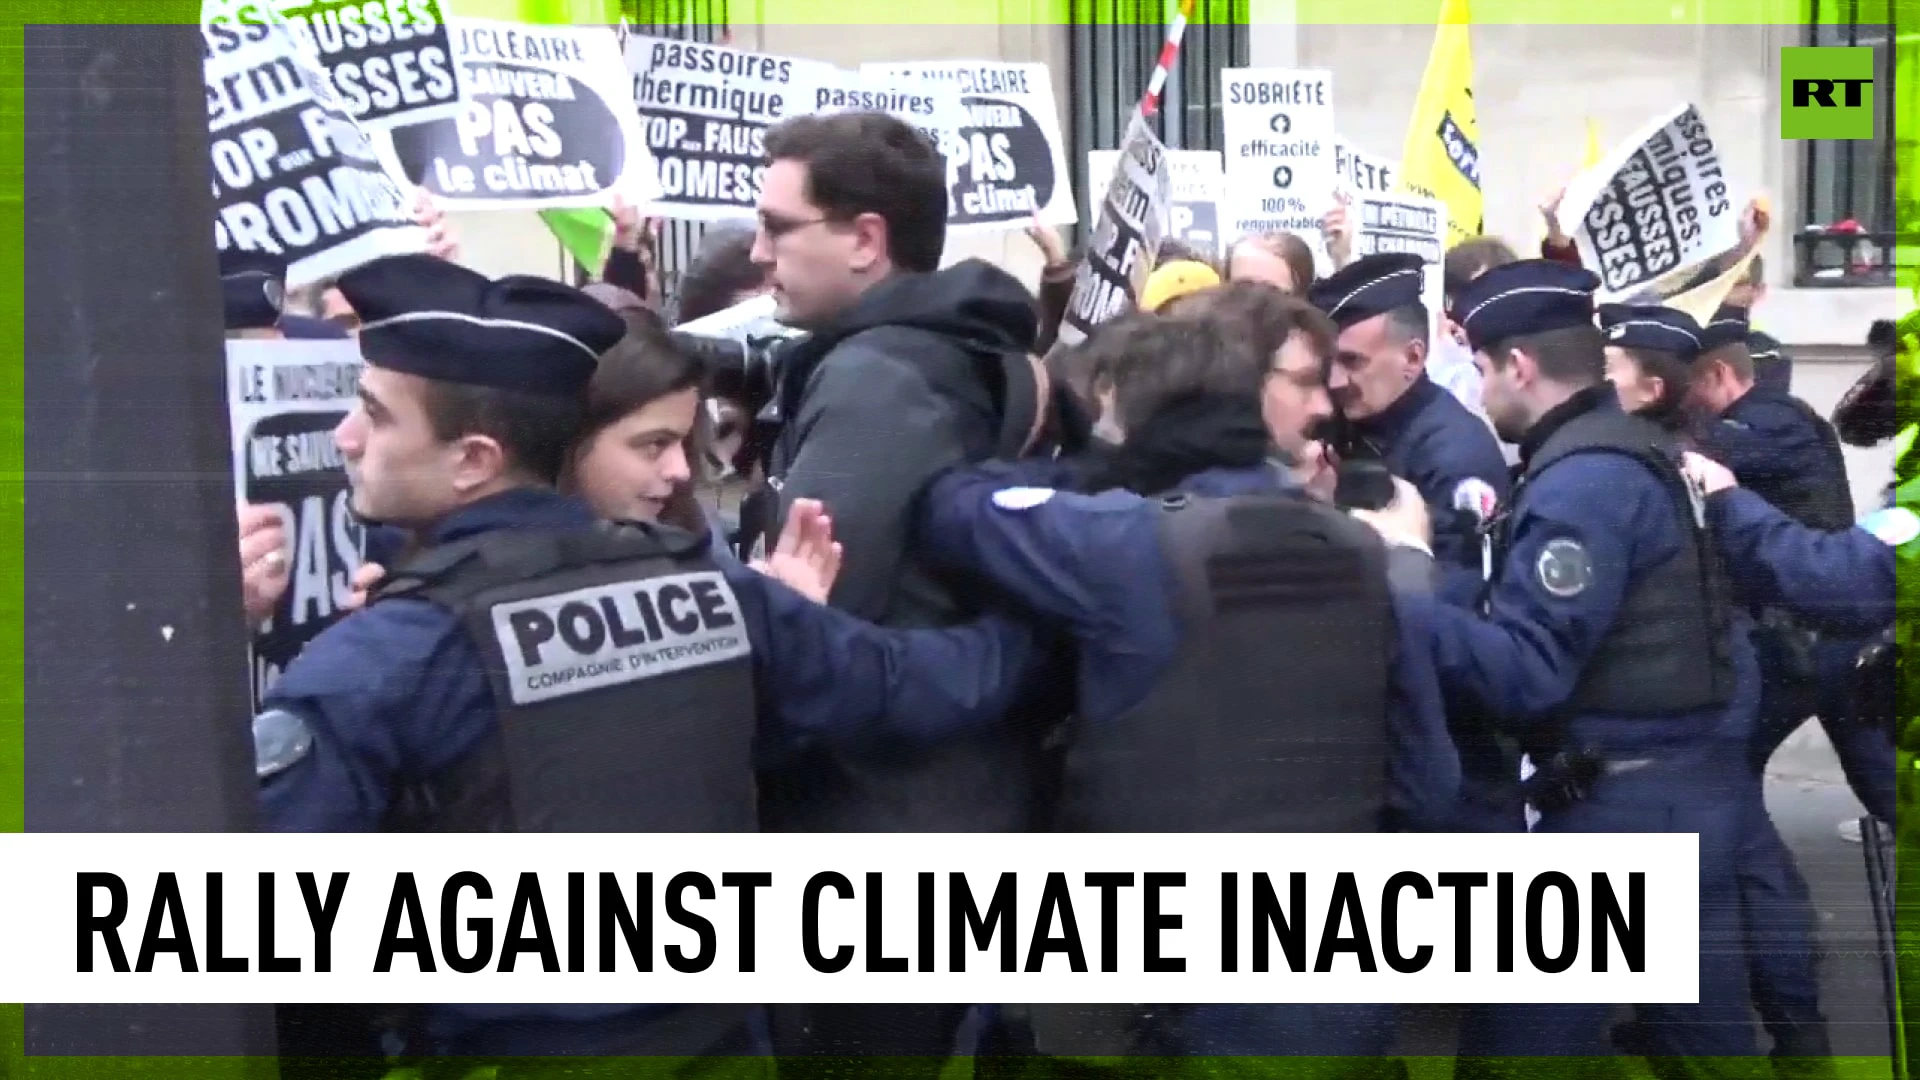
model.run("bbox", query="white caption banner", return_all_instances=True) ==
[0,833,1698,1005]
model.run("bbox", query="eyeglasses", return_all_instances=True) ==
[756,213,829,241]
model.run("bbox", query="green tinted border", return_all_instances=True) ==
[2,0,1913,1076]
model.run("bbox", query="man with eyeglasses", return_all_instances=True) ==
[737,109,1071,1076]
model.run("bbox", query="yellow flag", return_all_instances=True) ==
[1583,118,1603,170]
[1397,0,1481,248]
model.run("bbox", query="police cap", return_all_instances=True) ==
[1596,304,1702,358]
[1697,304,1750,354]
[1308,252,1426,330]
[338,254,626,396]
[220,247,286,332]
[1450,258,1599,354]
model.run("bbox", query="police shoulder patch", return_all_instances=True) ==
[1861,506,1920,548]
[1535,537,1594,599]
[992,487,1056,511]
[252,708,313,780]
[489,572,754,706]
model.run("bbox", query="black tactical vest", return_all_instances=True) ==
[370,521,759,834]
[1056,493,1395,834]
[1491,407,1737,720]
[1742,394,1855,531]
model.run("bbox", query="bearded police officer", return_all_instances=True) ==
[251,254,1040,1066]
[1363,260,1759,1067]
[913,303,1456,1071]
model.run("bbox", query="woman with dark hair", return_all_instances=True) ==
[345,313,838,607]
[1596,303,1703,435]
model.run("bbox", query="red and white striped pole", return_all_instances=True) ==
[1138,0,1199,121]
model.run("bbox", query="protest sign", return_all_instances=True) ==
[1220,68,1336,268]
[1334,136,1397,196]
[801,66,971,172]
[863,60,1077,233]
[205,9,430,289]
[379,20,660,210]
[1558,103,1741,302]
[275,0,464,128]
[628,36,838,220]
[1089,149,1224,257]
[1055,114,1171,348]
[1353,191,1448,339]
[226,339,366,712]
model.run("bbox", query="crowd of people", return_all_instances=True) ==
[218,107,1903,1079]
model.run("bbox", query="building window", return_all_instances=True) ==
[1066,0,1249,247]
[610,0,730,314]
[1794,1,1896,287]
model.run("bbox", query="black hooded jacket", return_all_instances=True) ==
[750,258,1042,627]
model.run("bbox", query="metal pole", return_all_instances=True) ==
[22,20,277,1063]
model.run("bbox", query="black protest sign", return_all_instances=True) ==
[228,341,366,711]
[383,20,659,210]
[1056,119,1170,348]
[275,0,461,128]
[863,61,1078,232]
[1569,103,1740,300]
[627,36,837,220]
[205,11,429,289]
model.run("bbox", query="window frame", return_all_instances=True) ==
[1793,0,1897,288]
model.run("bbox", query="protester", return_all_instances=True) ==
[738,108,1067,1072]
[915,305,1454,1071]
[676,223,769,325]
[1223,230,1316,293]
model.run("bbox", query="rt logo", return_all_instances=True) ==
[1780,47,1875,140]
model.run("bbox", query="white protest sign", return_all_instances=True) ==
[1558,103,1740,303]
[1089,149,1225,258]
[226,338,367,712]
[1353,191,1448,341]
[1334,136,1397,196]
[376,20,661,210]
[628,36,839,221]
[798,66,971,165]
[204,9,430,290]
[863,60,1077,233]
[1055,114,1171,348]
[273,0,466,129]
[1220,68,1336,268]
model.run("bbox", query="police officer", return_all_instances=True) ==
[1307,253,1510,575]
[1690,305,1853,529]
[1364,260,1758,1065]
[1305,254,1513,840]
[1596,304,1702,431]
[914,301,1457,1074]
[253,254,1040,1067]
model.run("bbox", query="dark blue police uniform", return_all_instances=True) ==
[1310,255,1515,841]
[1309,253,1510,576]
[917,440,1458,1062]
[252,255,1038,1064]
[1404,261,1759,1063]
